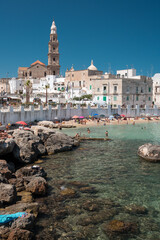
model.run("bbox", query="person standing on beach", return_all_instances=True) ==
[105,130,108,137]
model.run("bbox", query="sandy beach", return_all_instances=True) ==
[61,117,160,128]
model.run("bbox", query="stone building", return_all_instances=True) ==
[65,60,103,98]
[0,78,10,95]
[18,19,60,79]
[18,60,48,79]
[91,73,153,108]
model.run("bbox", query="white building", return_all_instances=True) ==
[117,69,136,78]
[152,73,160,106]
[9,78,24,94]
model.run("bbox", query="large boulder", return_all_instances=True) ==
[12,130,46,163]
[38,120,57,128]
[138,143,160,162]
[25,177,47,196]
[31,126,79,154]
[0,160,14,180]
[0,183,17,206]
[0,138,15,155]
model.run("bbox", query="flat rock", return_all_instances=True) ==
[138,143,160,162]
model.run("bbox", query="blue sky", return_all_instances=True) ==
[0,0,160,78]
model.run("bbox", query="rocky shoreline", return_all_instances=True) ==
[0,124,79,239]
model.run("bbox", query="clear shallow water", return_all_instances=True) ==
[36,122,160,240]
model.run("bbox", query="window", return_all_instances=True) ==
[44,72,46,77]
[53,71,55,75]
[136,96,139,101]
[97,96,99,100]
[103,86,106,91]
[37,66,39,68]
[53,58,55,62]
[148,87,151,92]
[114,96,117,101]
[72,82,74,87]
[83,81,85,87]
[136,86,138,93]
[72,74,74,77]
[125,73,127,77]
[58,87,60,91]
[126,96,129,101]
[114,85,117,93]
[29,71,32,76]
[97,88,100,92]
[148,96,151,101]
[79,81,81,87]
[90,85,92,90]
[141,87,143,93]
[126,86,129,92]
[103,96,106,101]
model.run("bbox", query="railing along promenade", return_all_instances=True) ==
[0,104,159,125]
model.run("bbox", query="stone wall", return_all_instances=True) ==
[0,104,159,125]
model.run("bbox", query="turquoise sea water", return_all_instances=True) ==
[36,122,160,240]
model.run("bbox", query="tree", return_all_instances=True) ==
[45,84,50,104]
[25,80,32,104]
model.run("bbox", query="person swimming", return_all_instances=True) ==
[105,130,108,137]
[87,128,90,134]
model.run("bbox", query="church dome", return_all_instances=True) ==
[88,60,97,71]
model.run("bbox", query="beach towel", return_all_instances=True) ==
[0,212,27,224]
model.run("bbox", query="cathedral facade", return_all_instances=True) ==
[18,19,60,79]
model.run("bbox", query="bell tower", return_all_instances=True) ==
[47,19,60,75]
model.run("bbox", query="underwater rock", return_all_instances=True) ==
[60,188,77,198]
[103,219,139,237]
[68,181,89,188]
[79,186,97,194]
[125,204,148,215]
[82,200,99,211]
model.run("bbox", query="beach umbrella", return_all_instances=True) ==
[15,121,27,126]
[146,113,151,116]
[72,115,79,119]
[109,115,114,120]
[93,113,98,116]
[120,114,126,117]
[79,116,84,119]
